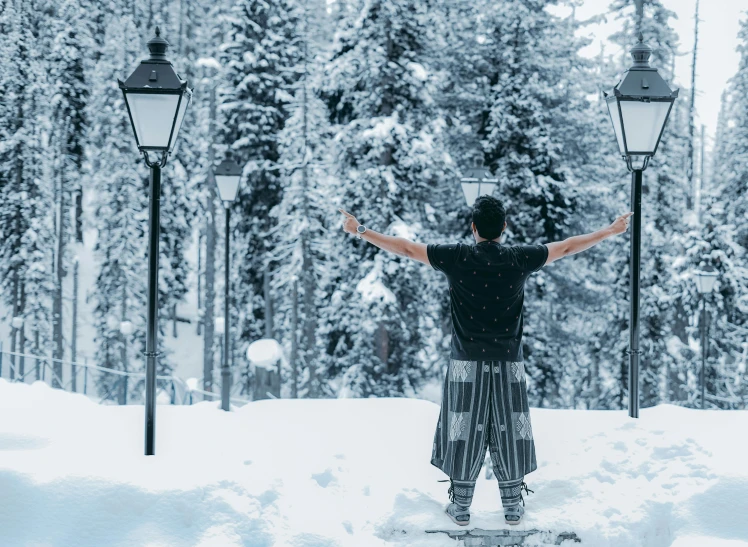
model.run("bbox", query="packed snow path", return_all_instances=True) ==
[0,379,747,547]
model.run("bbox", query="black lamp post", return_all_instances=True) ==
[460,166,499,207]
[604,33,678,419]
[118,27,192,455]
[214,157,243,411]
[694,265,719,409]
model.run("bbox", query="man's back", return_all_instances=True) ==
[427,240,548,362]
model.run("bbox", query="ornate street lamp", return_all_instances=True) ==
[694,265,719,409]
[604,33,678,419]
[119,27,192,455]
[214,157,243,411]
[460,166,498,207]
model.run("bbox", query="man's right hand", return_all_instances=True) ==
[608,212,634,236]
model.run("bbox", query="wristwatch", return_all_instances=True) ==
[356,225,367,239]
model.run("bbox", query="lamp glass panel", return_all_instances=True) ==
[168,93,191,152]
[215,175,241,203]
[478,182,497,198]
[461,182,479,207]
[606,98,626,155]
[619,100,671,154]
[125,93,180,148]
[695,272,718,294]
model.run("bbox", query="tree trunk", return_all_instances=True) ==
[301,238,317,398]
[298,28,318,398]
[291,278,298,398]
[686,0,700,211]
[120,286,128,405]
[9,270,18,380]
[264,270,273,339]
[376,323,389,373]
[197,230,202,335]
[203,79,217,398]
[18,281,25,380]
[74,188,83,243]
[698,124,705,222]
[53,154,65,388]
[72,259,79,391]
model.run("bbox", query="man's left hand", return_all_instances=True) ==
[339,209,360,235]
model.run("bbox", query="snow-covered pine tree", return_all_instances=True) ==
[264,4,337,399]
[466,0,603,407]
[47,0,89,384]
[0,0,56,376]
[318,0,453,397]
[701,15,748,409]
[87,13,150,401]
[218,0,302,393]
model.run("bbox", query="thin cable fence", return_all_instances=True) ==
[0,347,250,407]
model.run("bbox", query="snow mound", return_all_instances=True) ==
[1,380,747,546]
[246,338,283,370]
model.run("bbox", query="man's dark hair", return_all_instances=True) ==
[471,195,506,240]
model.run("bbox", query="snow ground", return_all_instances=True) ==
[1,380,747,547]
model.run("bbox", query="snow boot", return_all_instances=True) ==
[438,478,475,526]
[502,482,533,525]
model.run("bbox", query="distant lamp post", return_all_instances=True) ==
[460,166,498,207]
[214,157,243,412]
[604,33,678,419]
[694,265,719,410]
[119,27,192,456]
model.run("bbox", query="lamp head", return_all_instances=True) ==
[118,27,192,156]
[604,33,678,161]
[214,157,243,204]
[694,264,719,294]
[460,166,498,207]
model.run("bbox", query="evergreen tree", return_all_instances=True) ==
[263,6,336,398]
[319,0,453,397]
[47,0,89,382]
[459,0,604,407]
[0,0,56,373]
[87,14,150,400]
[218,0,302,391]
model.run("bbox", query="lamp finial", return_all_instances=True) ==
[630,33,652,68]
[147,27,169,61]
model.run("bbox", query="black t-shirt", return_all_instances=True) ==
[427,240,548,362]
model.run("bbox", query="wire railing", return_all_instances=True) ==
[0,347,250,407]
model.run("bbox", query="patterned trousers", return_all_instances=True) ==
[431,360,537,507]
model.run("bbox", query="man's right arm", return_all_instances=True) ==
[545,212,633,266]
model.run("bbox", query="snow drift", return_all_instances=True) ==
[0,379,747,547]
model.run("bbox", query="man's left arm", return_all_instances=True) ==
[339,209,430,266]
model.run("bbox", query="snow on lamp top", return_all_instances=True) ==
[246,339,283,371]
